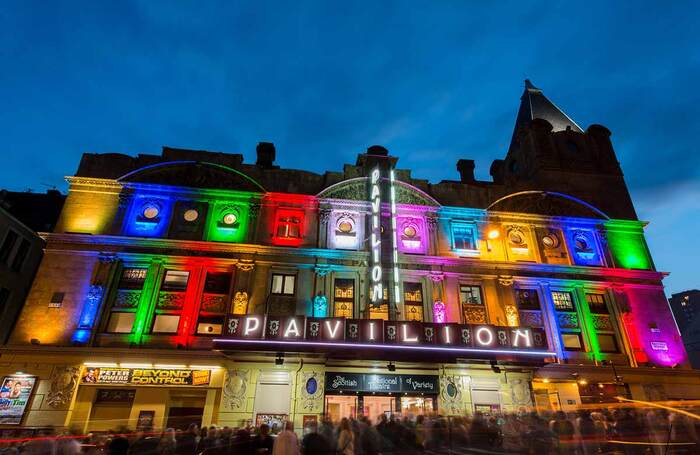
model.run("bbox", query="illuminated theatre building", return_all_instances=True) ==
[2,81,697,432]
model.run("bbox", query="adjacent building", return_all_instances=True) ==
[1,81,696,434]
[669,290,700,368]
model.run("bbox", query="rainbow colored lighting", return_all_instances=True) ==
[604,221,652,270]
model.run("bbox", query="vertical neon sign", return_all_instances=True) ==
[369,168,383,304]
[389,170,401,312]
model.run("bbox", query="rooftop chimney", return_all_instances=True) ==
[256,142,277,169]
[456,159,475,183]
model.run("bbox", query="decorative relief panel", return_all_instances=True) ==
[593,314,613,331]
[298,371,324,412]
[114,290,141,309]
[47,365,80,409]
[440,375,464,416]
[232,292,248,315]
[557,312,579,329]
[463,306,487,324]
[201,294,226,313]
[509,378,533,408]
[157,292,185,310]
[505,305,519,327]
[223,369,249,410]
[519,311,544,328]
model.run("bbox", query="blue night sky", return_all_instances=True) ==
[1,1,698,294]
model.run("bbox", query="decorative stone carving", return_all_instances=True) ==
[498,276,514,287]
[505,305,519,327]
[592,314,613,331]
[223,370,249,410]
[318,209,331,225]
[157,292,185,310]
[519,310,544,328]
[232,291,249,315]
[201,294,226,313]
[429,272,445,282]
[426,216,438,231]
[46,365,80,409]
[509,378,532,407]
[440,375,464,415]
[236,260,255,272]
[463,306,487,324]
[114,290,141,309]
[314,265,331,277]
[557,312,579,329]
[299,371,324,411]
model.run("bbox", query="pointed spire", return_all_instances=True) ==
[508,80,582,152]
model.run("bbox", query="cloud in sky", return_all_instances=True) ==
[1,0,698,292]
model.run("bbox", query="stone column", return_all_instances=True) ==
[232,259,256,314]
[496,275,519,327]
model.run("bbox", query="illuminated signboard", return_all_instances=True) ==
[325,372,439,394]
[81,368,211,386]
[369,167,383,305]
[0,375,37,425]
[217,315,553,357]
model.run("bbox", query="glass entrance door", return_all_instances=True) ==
[325,395,357,423]
[400,396,434,416]
[363,396,394,424]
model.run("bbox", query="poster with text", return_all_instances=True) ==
[0,376,37,425]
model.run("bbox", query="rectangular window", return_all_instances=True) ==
[0,230,18,264]
[271,274,295,295]
[598,334,619,353]
[203,272,231,295]
[334,279,354,318]
[586,293,609,314]
[151,314,180,334]
[11,239,31,271]
[515,289,540,310]
[162,270,190,291]
[276,215,302,238]
[459,285,483,305]
[552,291,575,311]
[106,312,136,334]
[196,271,230,336]
[452,224,476,251]
[50,292,65,305]
[118,268,147,290]
[562,333,583,351]
[403,282,424,322]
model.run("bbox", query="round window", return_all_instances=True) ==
[142,205,159,219]
[338,219,353,233]
[508,231,524,245]
[183,209,199,222]
[222,212,238,225]
[542,234,559,249]
[446,382,457,398]
[403,225,417,238]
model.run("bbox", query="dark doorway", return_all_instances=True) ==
[166,407,204,430]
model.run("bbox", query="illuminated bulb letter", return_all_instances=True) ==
[325,320,342,339]
[443,325,452,344]
[284,318,300,338]
[371,168,380,184]
[401,324,418,343]
[372,283,383,302]
[475,327,494,346]
[244,317,260,336]
[512,329,532,348]
[368,321,376,340]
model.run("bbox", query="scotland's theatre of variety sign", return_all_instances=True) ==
[215,315,554,357]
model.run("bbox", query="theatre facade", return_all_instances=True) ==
[1,81,697,434]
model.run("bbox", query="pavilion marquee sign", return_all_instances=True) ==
[215,315,553,357]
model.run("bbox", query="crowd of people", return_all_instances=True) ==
[0,407,699,454]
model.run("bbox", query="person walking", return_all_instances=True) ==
[273,421,299,455]
[336,418,354,455]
